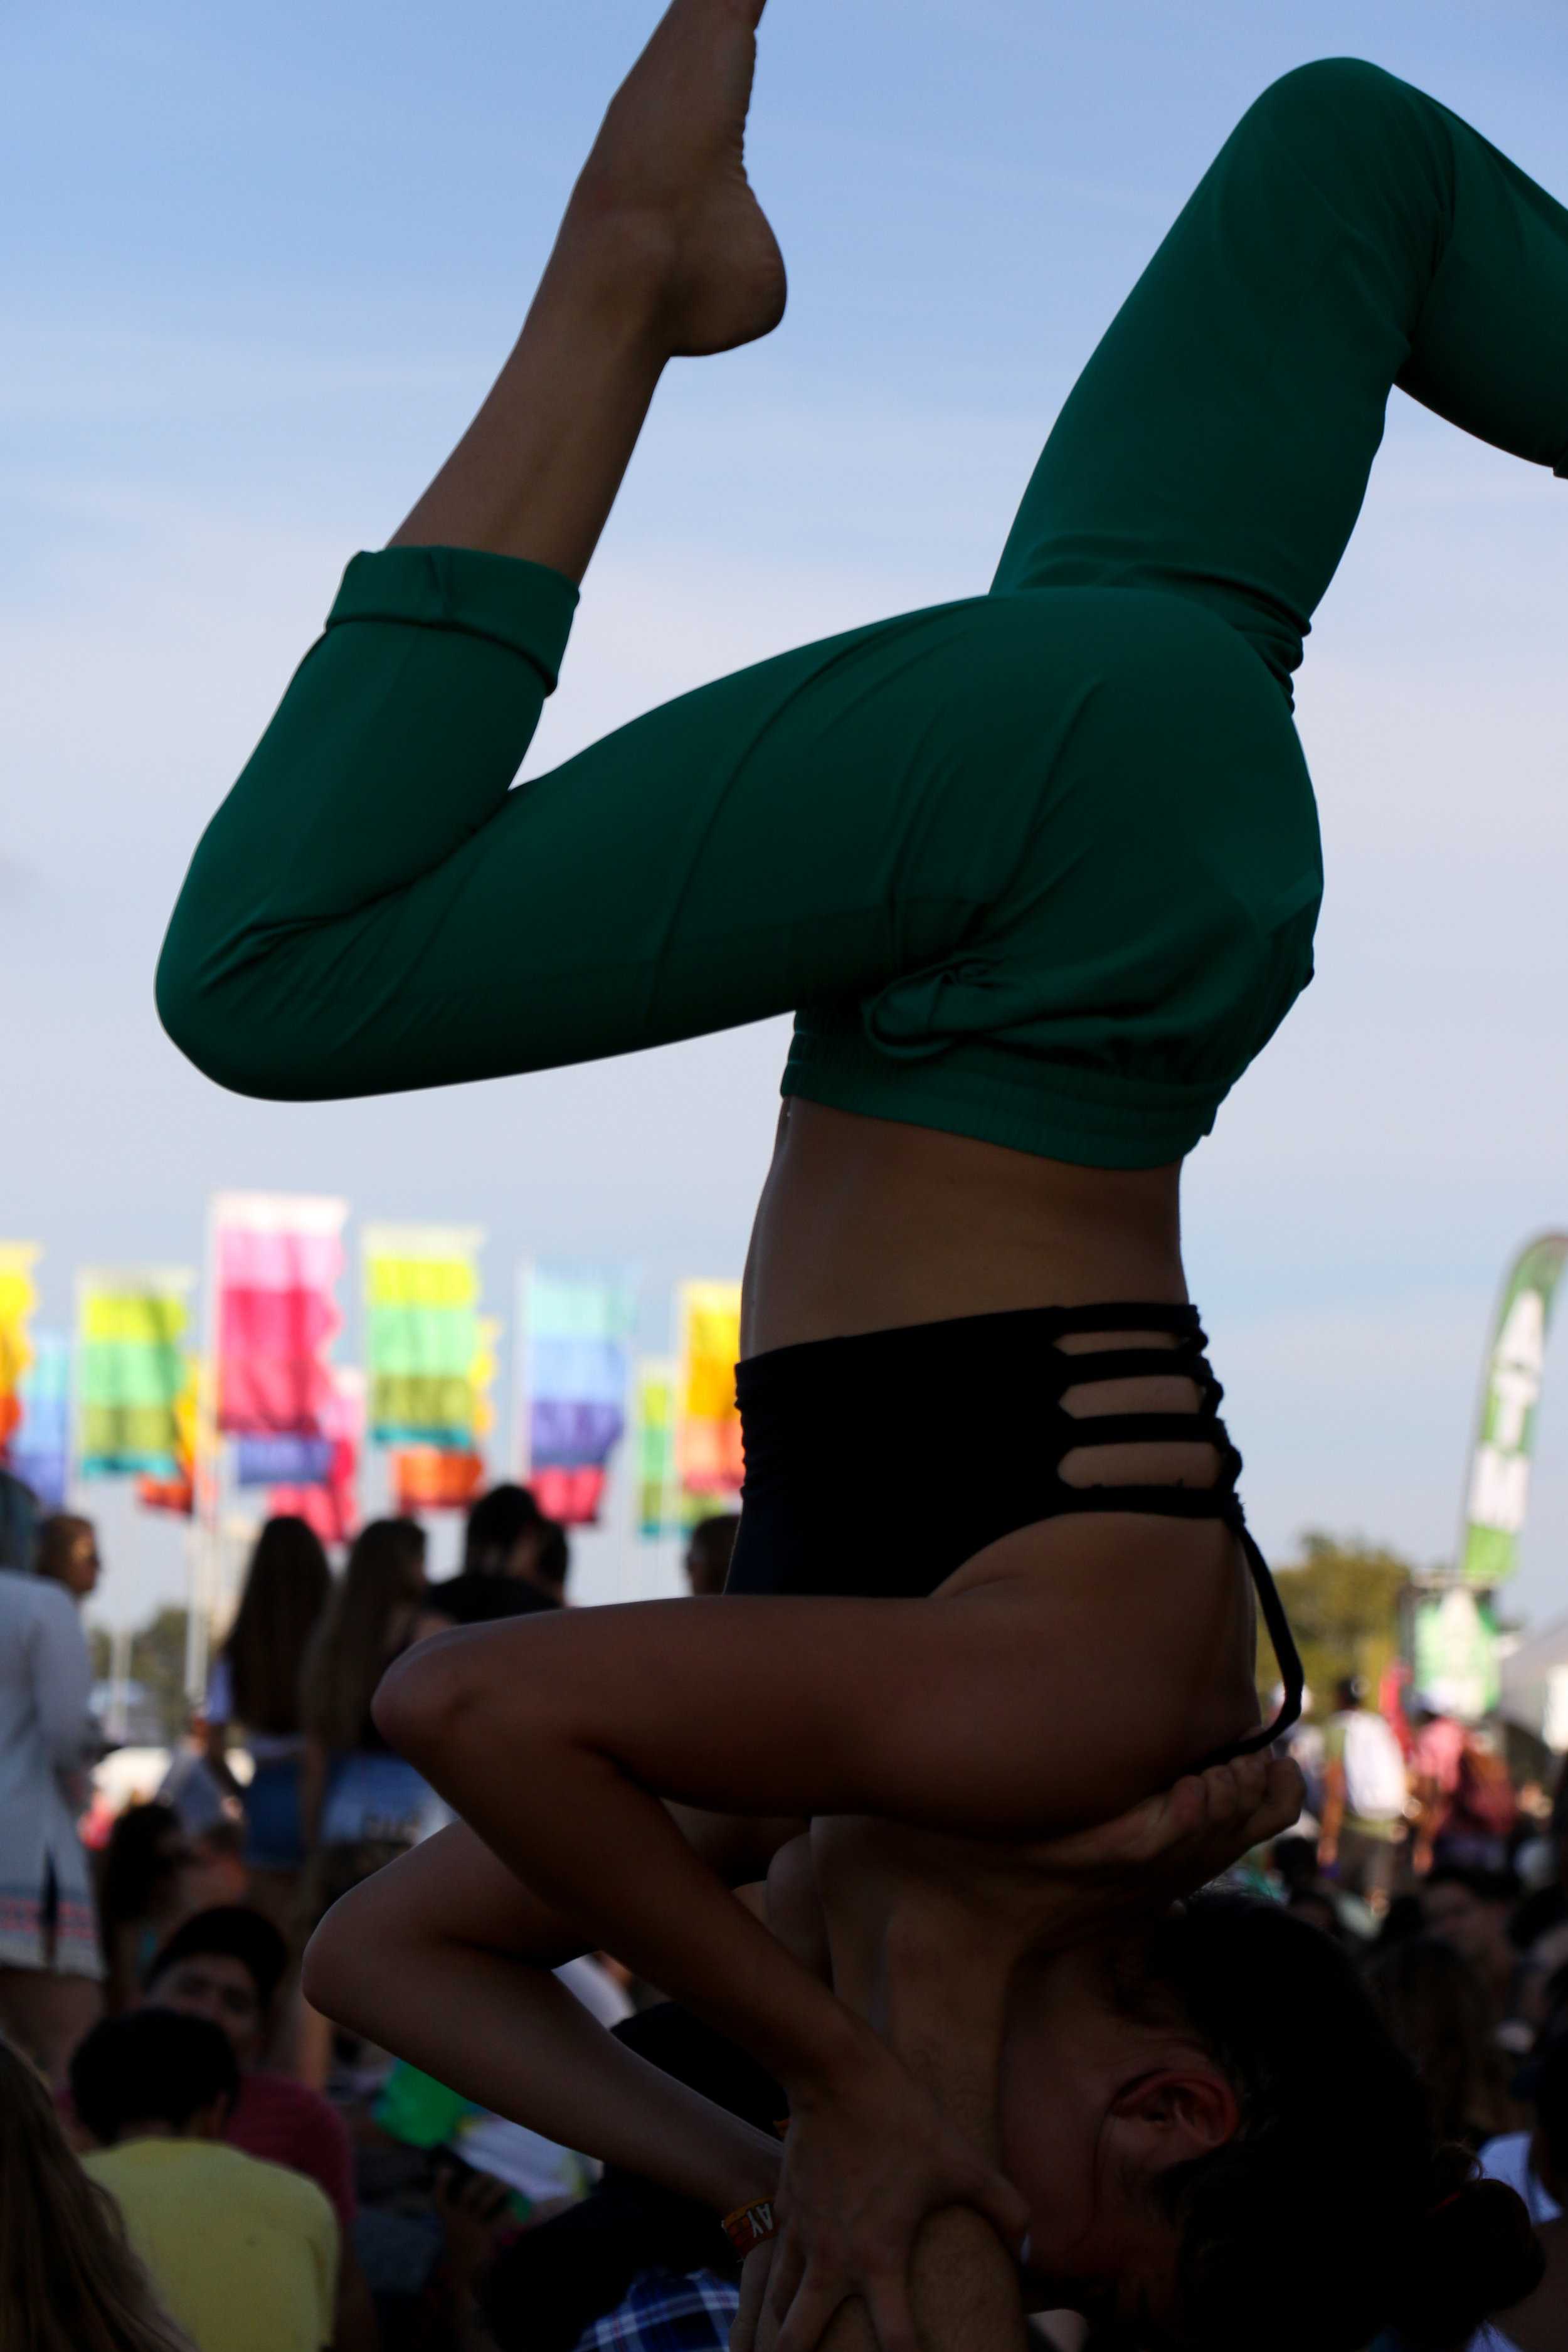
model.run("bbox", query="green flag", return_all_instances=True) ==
[1459,1231,1568,1587]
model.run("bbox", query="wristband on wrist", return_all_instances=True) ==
[722,2198,780,2257]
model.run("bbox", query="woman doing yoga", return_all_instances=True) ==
[157,7,1567,2347]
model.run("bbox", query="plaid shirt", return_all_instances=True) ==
[577,2267,740,2352]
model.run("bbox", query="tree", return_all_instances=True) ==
[1263,1530,1416,1713]
[127,1608,192,1745]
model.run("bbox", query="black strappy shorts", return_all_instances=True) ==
[726,1301,1302,1762]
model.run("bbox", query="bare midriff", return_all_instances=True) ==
[740,1098,1217,1496]
[741,1098,1189,1355]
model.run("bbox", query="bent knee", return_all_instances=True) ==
[1246,56,1407,136]
[300,1885,374,2021]
[1238,55,1448,198]
[370,1633,471,1761]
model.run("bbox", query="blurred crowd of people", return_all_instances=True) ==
[4,1493,1567,2351]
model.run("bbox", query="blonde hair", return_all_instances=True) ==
[0,2033,194,2352]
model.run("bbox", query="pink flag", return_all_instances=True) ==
[269,1367,364,1545]
[213,1194,347,1438]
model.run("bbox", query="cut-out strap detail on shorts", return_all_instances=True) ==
[1042,1302,1303,1762]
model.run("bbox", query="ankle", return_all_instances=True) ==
[541,208,681,350]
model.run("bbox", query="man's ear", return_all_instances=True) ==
[1109,2065,1240,2168]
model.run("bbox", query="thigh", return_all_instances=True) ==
[399,1513,1258,1849]
[993,61,1568,693]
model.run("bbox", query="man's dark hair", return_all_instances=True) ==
[463,1483,543,1570]
[143,1904,289,2012]
[1334,1673,1365,1710]
[70,2010,240,2147]
[1128,1894,1543,2350]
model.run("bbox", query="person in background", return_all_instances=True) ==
[299,1517,449,1867]
[684,1512,741,1599]
[1437,1728,1520,1875]
[203,1516,334,1931]
[296,1519,448,2091]
[0,1547,105,2079]
[1422,1866,1533,2047]
[1476,2032,1568,2352]
[1364,1935,1515,2151]
[425,1483,560,1626]
[1409,1697,1468,1874]
[1481,1970,1568,2232]
[158,1712,245,1848]
[98,1801,209,2017]
[136,1907,379,2352]
[72,2008,339,2352]
[1318,1672,1410,1917]
[0,2028,194,2352]
[34,1509,105,1604]
[136,1907,356,2228]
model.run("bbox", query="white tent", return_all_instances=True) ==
[1498,1609,1568,1752]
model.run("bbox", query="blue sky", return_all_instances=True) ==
[5,0,1568,1630]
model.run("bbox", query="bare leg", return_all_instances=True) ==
[387,0,786,581]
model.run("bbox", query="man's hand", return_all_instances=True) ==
[811,1754,1305,1980]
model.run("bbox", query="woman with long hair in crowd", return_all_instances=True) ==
[0,2030,194,2352]
[298,1517,448,1897]
[159,4,1568,2343]
[295,1516,448,2092]
[203,1515,332,1931]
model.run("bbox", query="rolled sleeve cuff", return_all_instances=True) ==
[326,544,581,694]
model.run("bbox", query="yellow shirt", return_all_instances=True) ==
[83,2137,339,2352]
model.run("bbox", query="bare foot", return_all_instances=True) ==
[563,0,787,358]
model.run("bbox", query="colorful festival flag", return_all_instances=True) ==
[389,1315,497,1515]
[636,1361,682,1538]
[519,1268,637,1527]
[392,1446,487,1515]
[675,1281,744,1500]
[76,1269,194,1477]
[215,1194,346,1438]
[1458,1231,1568,1587]
[137,1357,200,1517]
[364,1227,485,1447]
[11,1331,70,1508]
[0,1242,41,1457]
[268,1365,364,1547]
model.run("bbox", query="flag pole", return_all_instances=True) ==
[186,1197,221,1703]
[512,1258,533,1485]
